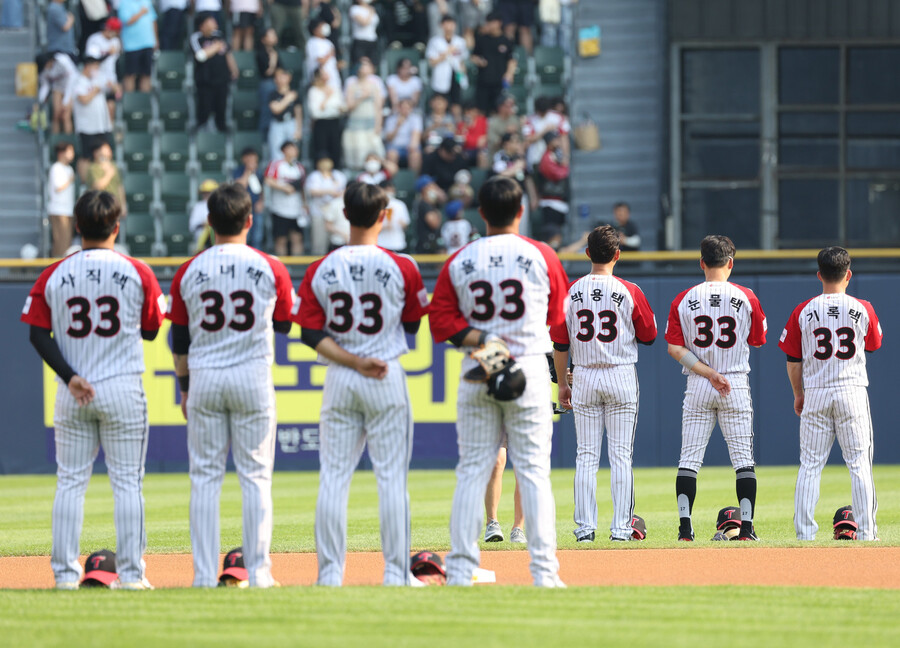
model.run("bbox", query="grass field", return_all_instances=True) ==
[2,466,900,647]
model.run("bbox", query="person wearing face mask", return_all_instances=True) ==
[413,174,447,254]
[305,154,349,255]
[308,66,346,168]
[306,18,342,93]
[376,179,411,252]
[71,58,113,180]
[356,154,394,185]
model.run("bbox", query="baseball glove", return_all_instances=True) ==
[711,528,739,541]
[464,336,511,383]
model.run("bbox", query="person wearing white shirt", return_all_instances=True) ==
[264,141,308,256]
[425,15,469,116]
[305,157,348,255]
[308,66,346,168]
[35,52,78,135]
[84,18,123,124]
[349,0,380,65]
[306,19,341,92]
[383,98,423,173]
[71,58,113,177]
[386,57,423,109]
[48,141,77,257]
[376,180,411,252]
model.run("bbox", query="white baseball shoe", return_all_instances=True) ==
[55,581,79,591]
[113,577,154,590]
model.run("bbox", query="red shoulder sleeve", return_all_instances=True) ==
[429,249,470,343]
[523,237,569,327]
[549,277,581,345]
[735,284,767,347]
[293,257,327,329]
[258,252,295,322]
[778,301,807,358]
[621,278,657,344]
[664,289,690,346]
[126,256,166,331]
[385,250,429,322]
[20,260,65,330]
[861,299,883,352]
[166,259,192,326]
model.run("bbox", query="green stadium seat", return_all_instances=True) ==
[125,213,156,257]
[277,48,304,75]
[535,83,564,102]
[48,133,79,159]
[232,51,259,90]
[232,131,263,160]
[157,51,187,91]
[122,132,153,172]
[464,208,486,237]
[196,132,226,173]
[232,91,259,132]
[508,84,528,115]
[534,46,565,84]
[392,170,416,208]
[158,91,189,131]
[163,212,192,256]
[161,173,191,214]
[123,173,153,214]
[159,132,190,172]
[512,45,529,86]
[122,92,152,132]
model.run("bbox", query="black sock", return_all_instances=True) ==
[676,468,698,531]
[736,467,757,531]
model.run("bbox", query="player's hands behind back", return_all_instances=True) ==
[68,376,96,406]
[707,371,731,396]
[557,383,572,410]
[355,357,388,379]
[464,336,511,382]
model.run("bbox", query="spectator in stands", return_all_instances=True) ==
[47,141,76,258]
[189,179,219,250]
[471,11,516,116]
[312,0,344,62]
[383,98,423,173]
[386,58,423,109]
[191,15,239,133]
[356,152,396,185]
[498,0,535,54]
[305,154,348,255]
[119,0,158,93]
[308,66,346,168]
[535,131,570,249]
[540,0,576,56]
[376,178,411,252]
[35,52,77,134]
[231,0,262,51]
[1,0,25,29]
[194,0,225,28]
[385,0,429,48]
[487,92,521,155]
[264,140,308,256]
[426,15,469,119]
[256,27,280,136]
[413,174,446,254]
[85,18,123,125]
[448,168,475,208]
[523,95,571,168]
[85,142,127,240]
[77,0,110,55]
[349,0,380,65]
[268,67,303,160]
[423,136,468,192]
[270,0,304,49]
[423,93,457,155]
[343,57,385,170]
[441,200,473,254]
[46,0,77,57]
[306,18,342,93]
[612,201,641,251]
[343,60,388,101]
[159,0,189,51]
[457,101,489,169]
[233,148,266,249]
[492,131,537,235]
[426,0,451,37]
[73,58,113,177]
[458,0,490,49]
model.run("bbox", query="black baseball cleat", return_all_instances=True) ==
[678,528,694,542]
[576,532,595,542]
[731,526,760,541]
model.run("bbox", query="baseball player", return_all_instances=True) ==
[551,226,657,542]
[430,176,569,587]
[778,247,882,541]
[168,183,294,588]
[294,181,428,586]
[665,235,766,541]
[21,191,166,590]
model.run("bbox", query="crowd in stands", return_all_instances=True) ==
[31,1,617,259]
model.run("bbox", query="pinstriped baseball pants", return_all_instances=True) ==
[316,360,414,586]
[52,375,149,585]
[795,387,878,541]
[572,364,638,540]
[447,355,560,587]
[187,363,277,588]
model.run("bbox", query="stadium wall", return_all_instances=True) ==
[1,271,897,474]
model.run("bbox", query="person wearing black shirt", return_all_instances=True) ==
[471,12,516,116]
[256,27,279,135]
[612,201,641,251]
[422,136,469,192]
[190,16,238,132]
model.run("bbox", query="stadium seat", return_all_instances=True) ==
[277,48,304,75]
[158,91,189,131]
[232,51,259,90]
[534,46,564,84]
[508,84,528,115]
[122,132,153,172]
[125,213,156,257]
[123,174,154,214]
[48,133,79,159]
[122,92,152,132]
[393,170,416,208]
[383,47,422,76]
[162,212,192,256]
[512,46,529,86]
[161,173,191,214]
[159,132,190,172]
[196,132,226,173]
[232,91,259,131]
[535,83,564,102]
[157,51,187,91]
[464,208,486,237]
[232,131,263,160]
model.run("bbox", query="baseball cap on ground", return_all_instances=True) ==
[716,506,742,530]
[630,515,647,540]
[833,505,857,529]
[82,549,118,587]
[410,551,446,585]
[218,547,249,586]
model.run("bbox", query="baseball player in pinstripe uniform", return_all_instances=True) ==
[168,184,295,588]
[551,226,657,542]
[430,177,569,587]
[21,191,166,590]
[665,235,767,542]
[294,182,428,586]
[778,247,883,541]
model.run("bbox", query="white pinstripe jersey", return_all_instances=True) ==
[778,293,882,389]
[167,244,294,369]
[21,249,166,382]
[429,234,569,357]
[665,281,767,375]
[294,245,428,361]
[550,274,657,366]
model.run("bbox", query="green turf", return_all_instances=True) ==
[2,465,899,556]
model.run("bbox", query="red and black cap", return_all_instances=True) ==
[630,515,647,540]
[833,505,857,529]
[82,549,118,587]
[716,506,742,530]
[219,547,249,584]
[410,551,446,579]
